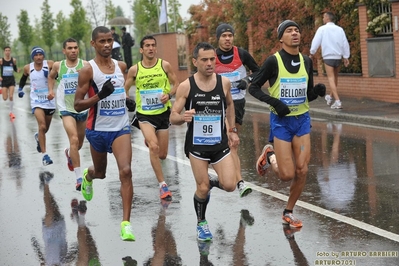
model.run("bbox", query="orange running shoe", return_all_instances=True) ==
[159,184,172,199]
[282,212,303,228]
[256,144,274,176]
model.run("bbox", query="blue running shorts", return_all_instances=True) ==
[86,125,131,153]
[269,112,311,142]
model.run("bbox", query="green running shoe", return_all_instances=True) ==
[81,168,93,201]
[121,221,135,241]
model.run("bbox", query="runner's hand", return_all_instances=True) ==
[314,83,326,97]
[98,78,115,100]
[268,98,291,117]
[236,77,249,90]
[126,98,136,112]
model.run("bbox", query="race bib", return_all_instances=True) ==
[193,115,222,145]
[33,88,49,103]
[280,77,307,106]
[62,73,79,95]
[3,66,13,77]
[140,89,164,110]
[99,87,126,116]
[220,71,240,95]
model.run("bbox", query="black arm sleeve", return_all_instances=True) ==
[19,74,28,88]
[304,56,318,102]
[248,55,278,102]
[13,63,18,72]
[238,48,260,73]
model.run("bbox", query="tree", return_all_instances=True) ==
[31,18,46,49]
[0,13,12,49]
[41,0,55,58]
[55,12,71,45]
[167,0,183,32]
[69,0,89,45]
[105,1,117,24]
[17,10,33,62]
[86,0,119,28]
[133,0,162,41]
[185,0,361,73]
[115,5,125,17]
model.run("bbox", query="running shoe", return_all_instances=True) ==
[34,132,41,153]
[197,220,213,241]
[282,224,302,240]
[325,94,332,105]
[331,100,342,109]
[42,154,53,166]
[237,181,252,197]
[76,177,82,191]
[197,240,212,256]
[256,144,274,176]
[282,212,303,228]
[81,168,93,201]
[240,209,255,227]
[120,221,136,241]
[9,112,15,120]
[64,148,73,171]
[159,184,172,199]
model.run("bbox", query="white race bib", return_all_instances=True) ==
[280,77,307,105]
[140,89,164,110]
[193,115,222,145]
[99,87,126,116]
[220,71,240,95]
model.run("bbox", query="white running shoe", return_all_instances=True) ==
[325,95,332,105]
[331,100,342,109]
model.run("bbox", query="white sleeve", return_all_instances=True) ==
[341,29,350,59]
[310,27,323,55]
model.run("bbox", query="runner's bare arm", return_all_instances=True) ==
[48,61,60,96]
[74,64,98,112]
[170,79,193,125]
[124,64,138,96]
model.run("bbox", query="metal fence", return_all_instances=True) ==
[5,49,97,67]
[379,2,393,35]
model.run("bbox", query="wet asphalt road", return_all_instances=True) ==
[1,94,399,266]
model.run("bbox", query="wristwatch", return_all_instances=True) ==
[229,127,238,133]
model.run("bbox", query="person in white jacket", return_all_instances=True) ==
[310,11,350,109]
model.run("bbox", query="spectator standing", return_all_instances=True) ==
[310,11,350,109]
[121,26,134,69]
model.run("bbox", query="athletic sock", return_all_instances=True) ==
[283,209,293,215]
[74,167,81,180]
[236,180,244,189]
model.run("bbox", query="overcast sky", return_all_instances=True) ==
[3,0,201,40]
